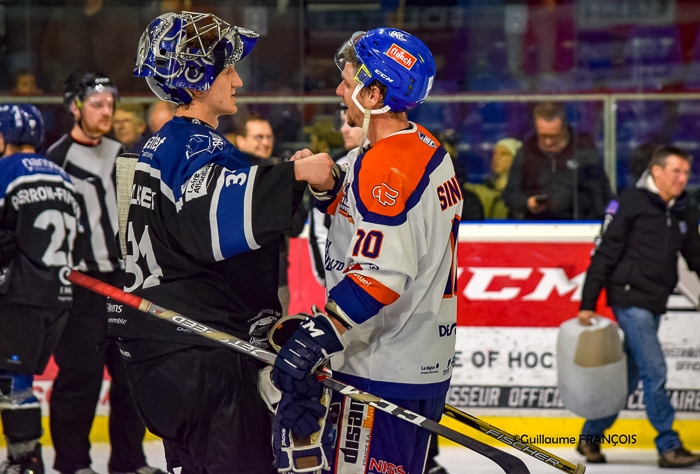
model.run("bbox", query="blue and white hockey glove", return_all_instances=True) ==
[272,389,334,473]
[271,306,346,398]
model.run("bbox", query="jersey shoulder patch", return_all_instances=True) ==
[354,125,445,224]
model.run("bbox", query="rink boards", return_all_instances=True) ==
[19,223,700,448]
[288,222,700,450]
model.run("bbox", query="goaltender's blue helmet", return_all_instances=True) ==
[334,28,435,113]
[133,11,259,105]
[0,104,45,149]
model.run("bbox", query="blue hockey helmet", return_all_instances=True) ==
[133,11,259,105]
[334,28,436,113]
[0,104,45,149]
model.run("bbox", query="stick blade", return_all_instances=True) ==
[116,153,139,259]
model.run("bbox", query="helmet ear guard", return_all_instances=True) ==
[133,11,259,105]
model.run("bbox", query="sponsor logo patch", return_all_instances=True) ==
[418,131,436,148]
[337,399,373,470]
[185,164,212,201]
[386,43,416,70]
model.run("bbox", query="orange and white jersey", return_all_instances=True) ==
[322,123,463,399]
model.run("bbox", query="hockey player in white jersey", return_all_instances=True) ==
[271,28,463,474]
[0,104,80,474]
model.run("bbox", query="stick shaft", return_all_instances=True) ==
[443,405,586,474]
[69,270,530,474]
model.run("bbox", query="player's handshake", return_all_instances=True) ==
[293,151,335,191]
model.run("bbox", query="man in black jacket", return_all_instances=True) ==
[503,101,612,220]
[576,145,700,468]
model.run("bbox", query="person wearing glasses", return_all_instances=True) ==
[46,72,163,474]
[503,101,613,220]
[232,113,277,162]
[271,28,462,474]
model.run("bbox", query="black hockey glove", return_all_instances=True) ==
[272,306,346,398]
[0,231,17,267]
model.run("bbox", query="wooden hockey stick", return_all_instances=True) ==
[69,270,529,474]
[443,405,586,474]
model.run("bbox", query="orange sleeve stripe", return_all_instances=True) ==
[347,273,400,306]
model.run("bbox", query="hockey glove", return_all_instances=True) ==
[276,392,327,437]
[0,231,17,267]
[272,306,346,398]
[272,389,333,473]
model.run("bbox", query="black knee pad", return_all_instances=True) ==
[1,406,42,442]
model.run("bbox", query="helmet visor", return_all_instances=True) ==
[334,31,366,73]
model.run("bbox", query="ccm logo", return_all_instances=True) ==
[463,267,585,301]
[439,323,456,337]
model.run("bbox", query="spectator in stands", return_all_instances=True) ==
[232,113,277,163]
[232,113,304,314]
[146,100,175,134]
[113,103,149,154]
[466,138,522,219]
[503,101,612,220]
[10,69,43,96]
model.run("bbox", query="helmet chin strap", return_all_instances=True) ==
[351,84,390,149]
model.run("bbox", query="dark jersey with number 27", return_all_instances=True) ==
[0,153,81,308]
[109,117,305,361]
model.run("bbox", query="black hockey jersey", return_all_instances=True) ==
[0,153,81,308]
[109,117,305,361]
[47,134,124,273]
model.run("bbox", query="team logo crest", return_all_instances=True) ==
[372,183,399,206]
[186,132,225,160]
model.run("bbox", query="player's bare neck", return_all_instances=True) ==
[175,105,218,129]
[70,125,102,147]
[369,115,410,145]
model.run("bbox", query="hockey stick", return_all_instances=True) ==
[269,316,585,474]
[68,270,529,474]
[443,405,586,474]
[115,153,139,260]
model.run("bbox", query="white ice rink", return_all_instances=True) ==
[42,442,700,473]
